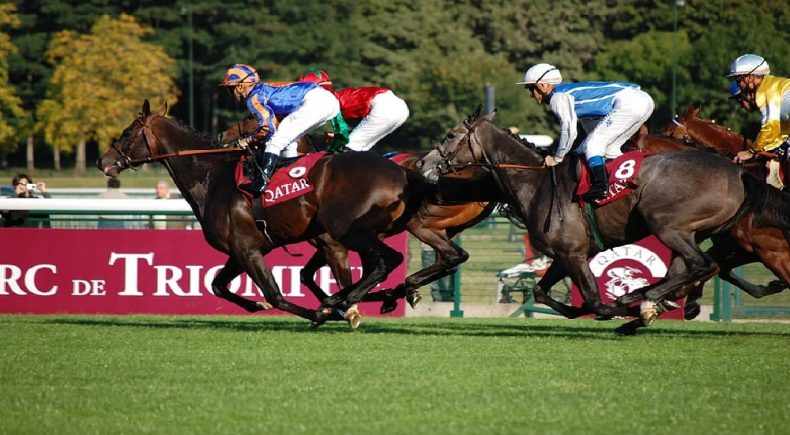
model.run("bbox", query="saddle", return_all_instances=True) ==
[234,151,328,220]
[576,151,647,206]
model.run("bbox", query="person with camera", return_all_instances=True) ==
[1,173,51,228]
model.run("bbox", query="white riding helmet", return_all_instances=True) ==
[727,54,770,77]
[517,63,563,85]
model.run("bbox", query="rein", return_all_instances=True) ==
[448,162,546,171]
[116,115,244,167]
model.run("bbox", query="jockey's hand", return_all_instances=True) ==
[237,137,251,149]
[544,155,560,167]
[734,150,754,163]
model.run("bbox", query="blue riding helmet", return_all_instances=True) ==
[729,80,742,99]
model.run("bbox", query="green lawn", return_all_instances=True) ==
[1,315,787,435]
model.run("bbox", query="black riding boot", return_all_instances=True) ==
[583,164,608,201]
[240,151,279,194]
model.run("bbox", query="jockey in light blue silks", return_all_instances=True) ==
[218,64,340,194]
[518,63,655,200]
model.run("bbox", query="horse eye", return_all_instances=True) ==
[445,134,455,141]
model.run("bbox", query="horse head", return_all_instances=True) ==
[660,103,750,155]
[418,110,497,182]
[97,100,180,177]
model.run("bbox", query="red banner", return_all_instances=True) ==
[0,229,407,317]
[571,235,684,319]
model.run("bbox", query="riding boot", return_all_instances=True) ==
[240,151,279,194]
[583,164,609,201]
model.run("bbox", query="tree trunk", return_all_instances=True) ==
[26,136,34,172]
[75,139,86,174]
[54,146,61,171]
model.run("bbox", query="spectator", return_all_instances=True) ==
[149,180,191,229]
[97,178,128,229]
[1,173,51,228]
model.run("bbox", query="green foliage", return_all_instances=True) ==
[2,0,790,164]
[35,14,179,154]
[0,3,24,151]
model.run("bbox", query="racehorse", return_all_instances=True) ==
[417,113,790,329]
[217,110,501,314]
[658,104,790,317]
[97,100,430,328]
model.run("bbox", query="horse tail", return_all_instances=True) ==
[739,173,790,242]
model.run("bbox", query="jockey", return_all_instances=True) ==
[297,68,410,152]
[728,54,790,165]
[518,63,655,201]
[219,64,340,194]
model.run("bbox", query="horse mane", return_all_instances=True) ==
[160,116,215,144]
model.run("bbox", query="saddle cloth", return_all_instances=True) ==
[234,151,327,207]
[576,151,647,206]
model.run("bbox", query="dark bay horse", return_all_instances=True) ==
[218,112,500,315]
[658,104,790,317]
[97,101,429,328]
[417,114,790,328]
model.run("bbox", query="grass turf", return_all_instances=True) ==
[1,315,787,434]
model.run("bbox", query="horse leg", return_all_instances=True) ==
[531,261,593,319]
[635,234,719,326]
[320,235,404,329]
[390,228,470,310]
[234,248,320,322]
[211,257,273,312]
[707,234,787,298]
[299,241,348,326]
[558,253,633,318]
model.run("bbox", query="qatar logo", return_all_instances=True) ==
[288,166,307,178]
[588,243,668,303]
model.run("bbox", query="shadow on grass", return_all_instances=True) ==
[39,315,790,340]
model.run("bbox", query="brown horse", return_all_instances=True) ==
[658,104,790,317]
[97,101,430,328]
[218,111,500,314]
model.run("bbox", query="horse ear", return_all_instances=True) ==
[482,109,497,121]
[157,102,169,117]
[690,102,702,117]
[470,105,483,120]
[141,100,151,117]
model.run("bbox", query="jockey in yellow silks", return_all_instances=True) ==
[729,54,790,164]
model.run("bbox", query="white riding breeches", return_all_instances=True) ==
[265,87,340,157]
[345,91,410,151]
[576,87,655,160]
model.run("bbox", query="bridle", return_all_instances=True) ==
[110,114,243,171]
[669,117,694,145]
[434,120,546,176]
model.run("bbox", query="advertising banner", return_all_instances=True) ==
[0,229,407,317]
[571,235,685,320]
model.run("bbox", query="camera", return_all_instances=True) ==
[26,183,37,191]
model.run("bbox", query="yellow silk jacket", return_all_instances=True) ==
[753,75,790,151]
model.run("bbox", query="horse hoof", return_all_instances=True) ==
[684,304,701,321]
[256,301,273,311]
[309,319,326,329]
[380,299,398,315]
[406,291,422,309]
[346,305,361,330]
[640,300,659,326]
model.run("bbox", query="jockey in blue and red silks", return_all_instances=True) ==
[219,64,340,194]
[297,68,410,153]
[518,63,655,201]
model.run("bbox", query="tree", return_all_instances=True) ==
[0,3,24,160]
[36,14,179,172]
